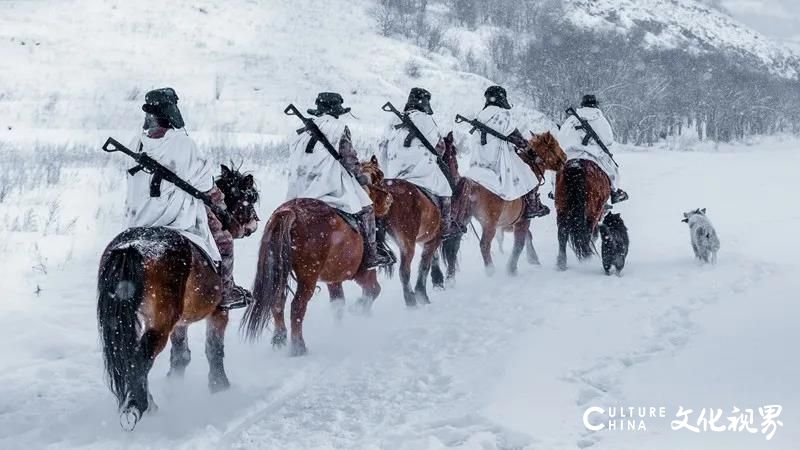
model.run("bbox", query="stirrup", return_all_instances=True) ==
[218,286,253,311]
[524,204,550,219]
[611,190,629,204]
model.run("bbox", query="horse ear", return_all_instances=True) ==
[370,154,379,164]
[700,208,706,214]
[242,174,255,189]
[220,164,232,177]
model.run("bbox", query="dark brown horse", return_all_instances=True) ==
[555,158,612,271]
[444,131,566,277]
[360,155,444,307]
[242,163,392,355]
[97,165,260,431]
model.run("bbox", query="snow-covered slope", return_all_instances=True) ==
[565,0,800,78]
[0,0,549,147]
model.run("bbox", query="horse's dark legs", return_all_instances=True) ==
[354,269,381,314]
[557,221,569,271]
[327,282,346,320]
[398,240,417,307]
[525,229,540,265]
[430,253,444,289]
[167,325,190,378]
[507,222,528,276]
[289,283,315,356]
[121,328,170,430]
[414,240,439,304]
[271,289,288,349]
[480,226,497,276]
[206,309,230,393]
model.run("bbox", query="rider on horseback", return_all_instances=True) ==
[126,87,253,311]
[464,86,550,218]
[557,94,629,204]
[285,92,394,269]
[379,87,462,238]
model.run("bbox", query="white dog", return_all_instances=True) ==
[682,208,720,264]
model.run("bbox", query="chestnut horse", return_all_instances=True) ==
[360,154,446,307]
[97,165,260,431]
[555,158,612,271]
[242,164,392,355]
[443,131,566,278]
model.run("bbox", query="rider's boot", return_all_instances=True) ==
[212,222,253,311]
[358,206,394,270]
[522,190,550,219]
[610,189,629,204]
[438,196,465,238]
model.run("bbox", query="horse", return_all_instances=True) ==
[443,131,566,278]
[241,162,392,356]
[555,158,612,271]
[360,155,445,307]
[96,165,260,431]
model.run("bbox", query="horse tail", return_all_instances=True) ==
[97,246,146,408]
[243,209,295,341]
[561,162,594,260]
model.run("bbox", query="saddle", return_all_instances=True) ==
[334,209,360,233]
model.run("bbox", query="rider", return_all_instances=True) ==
[379,87,461,238]
[557,94,628,204]
[126,87,253,311]
[464,85,549,218]
[285,92,393,269]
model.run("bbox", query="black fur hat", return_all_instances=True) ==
[404,87,433,115]
[142,87,184,129]
[484,85,511,110]
[308,92,351,118]
[580,94,599,108]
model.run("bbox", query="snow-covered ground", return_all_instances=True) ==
[1,140,798,449]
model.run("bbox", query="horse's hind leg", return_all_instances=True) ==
[167,325,191,378]
[507,221,527,276]
[328,282,346,320]
[430,253,445,289]
[525,229,540,265]
[354,269,381,314]
[415,239,439,304]
[121,327,171,426]
[206,309,230,393]
[398,239,417,307]
[557,221,568,271]
[289,282,315,356]
[480,225,497,276]
[272,294,288,349]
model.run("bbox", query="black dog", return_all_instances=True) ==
[598,212,629,276]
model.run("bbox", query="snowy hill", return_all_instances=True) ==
[0,0,549,147]
[565,0,800,78]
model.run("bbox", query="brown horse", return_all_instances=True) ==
[443,131,566,277]
[242,163,392,356]
[360,155,444,307]
[97,165,260,431]
[555,158,612,271]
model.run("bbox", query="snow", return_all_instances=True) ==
[2,142,799,449]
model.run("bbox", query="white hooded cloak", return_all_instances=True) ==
[556,107,620,189]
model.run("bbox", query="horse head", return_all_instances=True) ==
[528,131,567,172]
[441,131,460,180]
[360,155,392,217]
[216,164,260,238]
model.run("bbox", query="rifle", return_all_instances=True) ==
[381,102,456,192]
[454,114,513,145]
[102,137,233,229]
[284,103,354,178]
[565,107,618,167]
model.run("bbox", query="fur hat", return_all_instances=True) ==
[404,87,433,115]
[307,92,351,118]
[580,94,599,108]
[484,85,511,110]
[142,87,184,129]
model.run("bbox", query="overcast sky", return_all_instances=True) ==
[721,0,800,42]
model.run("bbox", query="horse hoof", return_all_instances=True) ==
[485,266,496,277]
[209,376,231,393]
[331,299,345,321]
[527,256,541,266]
[556,263,567,272]
[120,407,141,432]
[272,333,287,349]
[290,342,307,357]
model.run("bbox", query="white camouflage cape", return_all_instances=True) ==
[556,107,620,189]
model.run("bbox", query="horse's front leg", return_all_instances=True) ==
[205,309,230,393]
[557,220,568,271]
[398,239,417,307]
[507,221,528,276]
[354,269,381,315]
[414,239,439,304]
[167,324,191,378]
[479,224,497,276]
[327,282,345,320]
[525,228,540,265]
[289,283,315,356]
